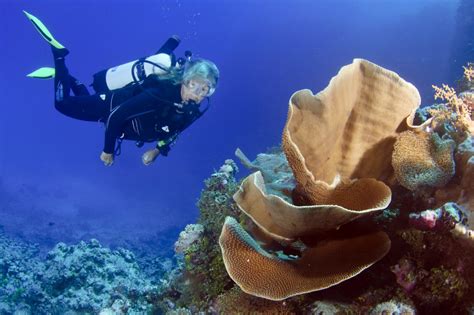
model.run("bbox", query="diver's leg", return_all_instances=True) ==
[55,94,110,122]
[52,47,71,102]
[53,49,108,121]
[24,11,105,121]
[69,75,90,96]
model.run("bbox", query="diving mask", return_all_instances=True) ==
[184,78,215,98]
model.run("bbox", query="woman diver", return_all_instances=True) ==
[24,11,219,166]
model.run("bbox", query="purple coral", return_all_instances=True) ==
[391,258,417,292]
[409,202,467,231]
[408,209,439,230]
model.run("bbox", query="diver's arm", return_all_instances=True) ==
[103,90,160,154]
[150,110,202,158]
[140,107,203,164]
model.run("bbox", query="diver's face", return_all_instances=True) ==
[181,78,211,104]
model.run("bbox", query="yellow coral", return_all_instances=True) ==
[463,63,474,82]
[430,66,473,141]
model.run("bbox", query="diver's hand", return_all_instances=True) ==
[142,148,160,166]
[100,152,114,166]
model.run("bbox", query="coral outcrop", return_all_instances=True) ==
[219,216,390,301]
[163,60,474,313]
[158,160,241,312]
[392,131,455,190]
[0,232,166,314]
[283,59,420,206]
[174,224,204,254]
[219,59,422,300]
[234,171,390,241]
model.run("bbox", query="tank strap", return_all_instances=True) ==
[136,58,147,81]
[114,133,125,156]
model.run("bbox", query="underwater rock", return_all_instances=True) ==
[451,223,474,247]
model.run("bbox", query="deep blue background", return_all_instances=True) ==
[0,0,463,245]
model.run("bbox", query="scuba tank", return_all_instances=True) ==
[91,36,182,93]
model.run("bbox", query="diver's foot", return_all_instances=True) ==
[24,11,66,49]
[52,46,69,59]
[26,67,55,79]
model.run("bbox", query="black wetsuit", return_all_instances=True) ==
[53,54,204,156]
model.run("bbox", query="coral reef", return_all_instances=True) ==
[158,160,242,312]
[0,228,43,313]
[0,231,168,314]
[162,60,474,313]
[219,59,421,300]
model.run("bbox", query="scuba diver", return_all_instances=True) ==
[24,11,219,166]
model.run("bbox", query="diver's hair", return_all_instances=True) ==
[153,58,219,88]
[154,66,184,85]
[182,58,219,89]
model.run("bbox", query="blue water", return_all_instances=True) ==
[0,0,465,246]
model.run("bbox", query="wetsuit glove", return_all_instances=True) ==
[100,152,114,166]
[142,148,160,166]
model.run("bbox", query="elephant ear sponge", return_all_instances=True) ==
[392,130,455,190]
[219,216,391,301]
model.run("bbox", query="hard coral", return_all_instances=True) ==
[161,160,241,311]
[409,202,468,231]
[234,171,389,240]
[413,266,468,307]
[174,224,204,255]
[219,216,390,301]
[235,147,295,202]
[392,131,455,191]
[370,300,415,315]
[0,234,160,314]
[283,59,420,205]
[430,64,474,142]
[390,258,417,293]
[434,136,474,214]
[214,286,299,314]
[220,59,423,300]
